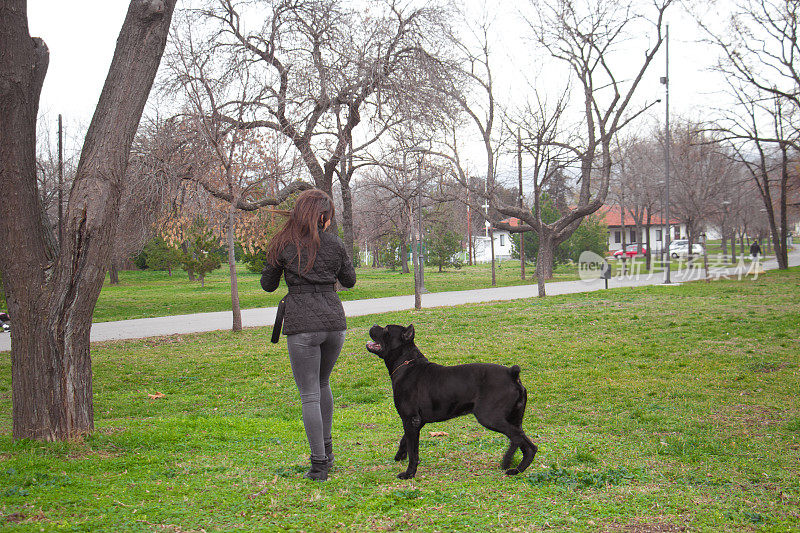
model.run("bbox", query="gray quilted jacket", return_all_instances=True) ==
[260,232,356,335]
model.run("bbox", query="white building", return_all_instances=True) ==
[597,205,685,253]
[470,218,517,263]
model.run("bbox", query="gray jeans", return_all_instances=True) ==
[286,330,346,461]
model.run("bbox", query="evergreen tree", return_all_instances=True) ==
[242,248,268,273]
[378,235,402,271]
[142,236,184,275]
[562,214,608,263]
[181,220,223,287]
[424,220,463,272]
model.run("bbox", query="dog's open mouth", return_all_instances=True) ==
[366,341,382,353]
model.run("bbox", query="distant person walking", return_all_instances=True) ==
[261,189,356,481]
[750,240,762,260]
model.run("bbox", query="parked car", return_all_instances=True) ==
[669,240,704,258]
[613,244,648,259]
[668,239,688,252]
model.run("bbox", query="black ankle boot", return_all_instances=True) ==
[325,440,334,468]
[305,458,329,481]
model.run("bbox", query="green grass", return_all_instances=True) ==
[92,252,770,323]
[1,268,799,531]
[92,261,580,322]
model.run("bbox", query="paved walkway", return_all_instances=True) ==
[1,251,797,352]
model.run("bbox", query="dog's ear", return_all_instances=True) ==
[402,324,415,342]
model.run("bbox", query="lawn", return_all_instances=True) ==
[0,268,798,531]
[92,261,579,322]
[93,253,759,323]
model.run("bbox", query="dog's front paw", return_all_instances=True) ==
[394,451,407,461]
[397,471,415,479]
[504,468,521,476]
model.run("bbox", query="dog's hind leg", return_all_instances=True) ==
[505,431,537,475]
[474,411,537,475]
[395,434,408,461]
[501,442,519,470]
[499,372,535,473]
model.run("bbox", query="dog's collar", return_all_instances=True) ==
[390,359,415,377]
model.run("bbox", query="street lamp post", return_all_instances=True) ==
[661,24,672,284]
[722,200,732,262]
[405,147,428,309]
[657,180,665,264]
[416,154,427,294]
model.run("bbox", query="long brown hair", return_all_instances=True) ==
[265,189,335,273]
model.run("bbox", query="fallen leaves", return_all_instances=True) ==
[429,431,449,437]
[147,392,166,400]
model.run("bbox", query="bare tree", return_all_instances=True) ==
[359,130,436,307]
[668,122,732,261]
[438,17,508,286]
[0,0,177,441]
[701,0,799,269]
[192,0,445,238]
[354,173,413,272]
[611,135,664,269]
[488,0,671,295]
[106,115,193,284]
[164,13,310,331]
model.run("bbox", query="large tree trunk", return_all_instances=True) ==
[227,206,242,332]
[411,231,421,309]
[535,232,557,297]
[721,234,728,261]
[400,239,409,274]
[109,262,120,285]
[776,146,789,269]
[0,0,176,441]
[338,152,355,261]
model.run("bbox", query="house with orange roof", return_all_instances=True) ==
[596,205,685,253]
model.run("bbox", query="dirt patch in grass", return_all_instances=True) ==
[603,518,687,532]
[94,425,127,435]
[141,335,189,348]
[747,361,791,373]
[67,447,119,460]
[2,510,46,525]
[710,404,786,429]
[2,512,26,524]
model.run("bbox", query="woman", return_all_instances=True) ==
[261,189,356,481]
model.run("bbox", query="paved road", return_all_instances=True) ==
[1,251,797,352]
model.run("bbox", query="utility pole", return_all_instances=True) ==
[466,186,473,265]
[484,179,496,286]
[518,128,525,280]
[405,150,421,310]
[661,24,672,284]
[417,155,426,294]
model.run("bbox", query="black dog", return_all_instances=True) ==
[367,323,537,479]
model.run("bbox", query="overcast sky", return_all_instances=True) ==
[26,1,728,163]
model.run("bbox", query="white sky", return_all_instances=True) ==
[28,1,130,137]
[26,0,730,169]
